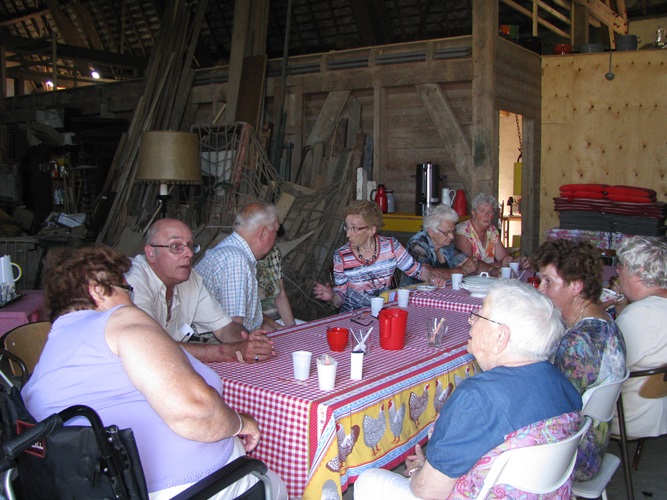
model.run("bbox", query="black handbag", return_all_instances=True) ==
[0,386,148,500]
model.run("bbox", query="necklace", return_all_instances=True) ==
[356,237,377,265]
[570,300,591,328]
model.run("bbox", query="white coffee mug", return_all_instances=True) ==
[0,255,21,285]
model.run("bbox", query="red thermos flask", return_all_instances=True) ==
[371,184,388,213]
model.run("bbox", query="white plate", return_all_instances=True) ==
[415,284,437,292]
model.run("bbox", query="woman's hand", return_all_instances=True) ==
[426,268,448,287]
[237,412,261,452]
[500,256,513,267]
[313,281,334,302]
[459,258,479,276]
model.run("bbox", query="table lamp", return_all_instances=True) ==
[135,131,202,218]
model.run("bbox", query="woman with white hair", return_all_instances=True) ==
[454,193,513,276]
[353,281,581,499]
[612,235,667,438]
[401,205,478,286]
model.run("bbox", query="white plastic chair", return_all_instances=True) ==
[477,417,592,499]
[572,372,630,500]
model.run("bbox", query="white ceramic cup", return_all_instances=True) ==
[292,351,312,381]
[501,267,512,279]
[317,359,338,391]
[451,273,463,290]
[397,288,410,308]
[350,351,364,380]
[370,297,385,317]
[509,262,520,277]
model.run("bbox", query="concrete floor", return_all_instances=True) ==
[342,434,667,500]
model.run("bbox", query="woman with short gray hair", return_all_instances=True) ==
[401,205,478,286]
[454,193,513,276]
[612,235,667,438]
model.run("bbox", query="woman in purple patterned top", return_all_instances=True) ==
[531,238,626,481]
[313,200,446,312]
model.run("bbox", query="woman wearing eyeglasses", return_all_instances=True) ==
[400,204,478,286]
[530,238,626,481]
[22,245,287,499]
[454,193,514,276]
[313,200,446,312]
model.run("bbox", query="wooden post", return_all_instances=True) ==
[471,0,498,196]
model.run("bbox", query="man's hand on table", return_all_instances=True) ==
[233,330,275,363]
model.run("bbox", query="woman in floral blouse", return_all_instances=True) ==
[531,238,626,481]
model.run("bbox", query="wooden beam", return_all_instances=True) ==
[417,83,473,183]
[225,0,251,125]
[305,90,351,148]
[574,0,627,33]
[0,33,146,68]
[471,0,498,196]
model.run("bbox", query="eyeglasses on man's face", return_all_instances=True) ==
[343,224,369,234]
[112,283,134,299]
[150,242,201,254]
[468,309,502,326]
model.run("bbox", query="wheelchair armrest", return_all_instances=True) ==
[173,455,268,500]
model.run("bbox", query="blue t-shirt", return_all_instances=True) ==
[426,361,581,478]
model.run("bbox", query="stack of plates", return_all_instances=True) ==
[460,273,497,298]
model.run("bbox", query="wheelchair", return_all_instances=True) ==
[0,348,271,500]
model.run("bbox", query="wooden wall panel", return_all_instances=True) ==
[540,50,667,239]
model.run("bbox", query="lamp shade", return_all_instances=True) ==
[136,131,202,184]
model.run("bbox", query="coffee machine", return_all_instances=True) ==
[415,162,439,215]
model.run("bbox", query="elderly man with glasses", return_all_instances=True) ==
[354,281,581,499]
[126,218,275,364]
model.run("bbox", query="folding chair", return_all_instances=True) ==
[477,417,591,499]
[615,365,667,500]
[572,372,629,500]
[0,321,51,379]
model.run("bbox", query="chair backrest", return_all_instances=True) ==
[636,365,667,399]
[477,417,592,499]
[1,321,51,376]
[581,371,630,422]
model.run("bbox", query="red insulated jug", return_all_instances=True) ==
[379,308,408,350]
[370,184,388,213]
[452,189,468,216]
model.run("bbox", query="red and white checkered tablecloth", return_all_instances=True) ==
[407,288,483,313]
[207,305,476,499]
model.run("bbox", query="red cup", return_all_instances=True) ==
[527,277,541,288]
[327,327,349,352]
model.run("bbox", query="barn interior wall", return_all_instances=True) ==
[540,48,667,239]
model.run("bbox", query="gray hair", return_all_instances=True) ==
[423,205,459,231]
[616,236,667,288]
[472,193,498,211]
[234,201,279,232]
[485,281,564,361]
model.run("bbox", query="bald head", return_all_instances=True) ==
[144,218,195,288]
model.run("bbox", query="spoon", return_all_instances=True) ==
[605,50,615,80]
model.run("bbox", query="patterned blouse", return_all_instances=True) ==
[333,235,423,312]
[256,246,282,321]
[400,230,467,286]
[455,219,501,264]
[553,316,626,481]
